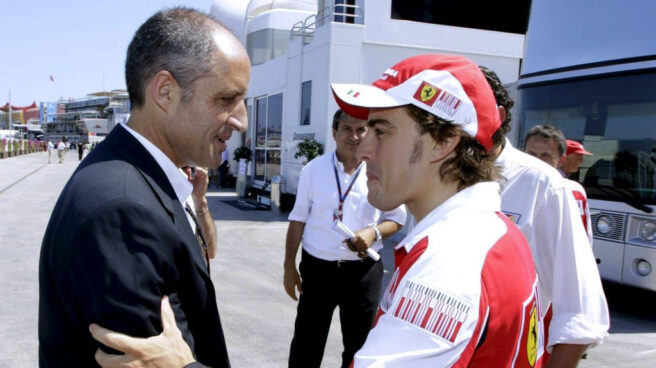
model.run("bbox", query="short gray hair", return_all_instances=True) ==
[125,7,226,108]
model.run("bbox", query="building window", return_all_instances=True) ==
[300,81,312,126]
[254,93,283,184]
[391,0,531,35]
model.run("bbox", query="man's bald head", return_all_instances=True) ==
[125,7,242,108]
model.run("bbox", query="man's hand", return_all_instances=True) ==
[183,167,209,201]
[346,227,377,258]
[89,296,195,368]
[283,264,303,301]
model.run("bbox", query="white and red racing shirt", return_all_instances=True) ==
[496,141,608,351]
[565,179,593,246]
[353,182,544,368]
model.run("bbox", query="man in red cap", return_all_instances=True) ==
[561,139,593,178]
[481,67,608,367]
[332,54,543,367]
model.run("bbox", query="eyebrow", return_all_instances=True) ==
[367,119,392,127]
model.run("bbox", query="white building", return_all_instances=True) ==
[212,0,530,204]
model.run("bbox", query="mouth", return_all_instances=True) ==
[366,172,380,182]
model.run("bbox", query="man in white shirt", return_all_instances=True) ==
[481,66,609,367]
[56,140,65,163]
[284,109,406,368]
[47,141,54,164]
[524,125,593,245]
[332,54,543,367]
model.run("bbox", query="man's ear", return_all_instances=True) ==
[498,106,507,124]
[428,134,461,163]
[148,70,180,113]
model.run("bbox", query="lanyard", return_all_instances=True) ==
[332,154,362,222]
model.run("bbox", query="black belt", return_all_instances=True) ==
[302,249,377,268]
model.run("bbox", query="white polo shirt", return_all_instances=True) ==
[288,151,407,261]
[496,140,609,349]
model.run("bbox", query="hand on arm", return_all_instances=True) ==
[90,296,198,368]
[283,221,305,301]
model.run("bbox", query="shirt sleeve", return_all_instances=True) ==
[537,186,609,349]
[288,165,312,222]
[380,204,408,227]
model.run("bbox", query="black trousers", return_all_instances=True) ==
[289,249,383,368]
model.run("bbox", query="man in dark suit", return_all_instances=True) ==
[38,7,250,367]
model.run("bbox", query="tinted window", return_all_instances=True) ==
[391,0,531,34]
[519,72,656,204]
[300,81,312,126]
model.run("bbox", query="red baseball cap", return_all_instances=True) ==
[566,140,593,155]
[331,54,501,151]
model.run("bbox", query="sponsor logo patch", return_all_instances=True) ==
[413,81,440,106]
[432,89,462,118]
[502,211,522,224]
[391,280,471,343]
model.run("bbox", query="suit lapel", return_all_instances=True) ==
[105,125,211,278]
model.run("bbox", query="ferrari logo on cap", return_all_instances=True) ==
[413,81,440,106]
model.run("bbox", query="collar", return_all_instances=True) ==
[121,123,192,205]
[332,151,365,175]
[396,181,501,252]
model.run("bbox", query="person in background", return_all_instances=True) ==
[524,125,593,245]
[561,139,593,178]
[77,141,84,161]
[218,148,230,188]
[284,109,406,368]
[47,140,54,164]
[481,66,608,367]
[56,140,65,164]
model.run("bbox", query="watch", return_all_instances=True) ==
[372,224,382,242]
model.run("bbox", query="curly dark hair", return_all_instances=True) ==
[479,66,514,148]
[405,105,501,191]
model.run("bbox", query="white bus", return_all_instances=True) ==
[517,0,656,291]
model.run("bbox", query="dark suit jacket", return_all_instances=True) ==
[39,125,229,367]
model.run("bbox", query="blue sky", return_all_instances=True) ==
[0,0,216,106]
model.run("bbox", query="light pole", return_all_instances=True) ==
[8,90,12,134]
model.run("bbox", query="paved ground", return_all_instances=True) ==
[0,151,655,367]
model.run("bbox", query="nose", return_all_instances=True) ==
[356,130,375,162]
[226,101,248,133]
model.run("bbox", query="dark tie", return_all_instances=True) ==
[184,203,210,273]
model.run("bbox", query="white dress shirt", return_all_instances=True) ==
[289,151,407,261]
[496,140,609,349]
[121,124,195,232]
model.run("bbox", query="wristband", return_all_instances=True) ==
[372,224,382,242]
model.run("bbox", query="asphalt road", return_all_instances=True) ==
[0,150,654,367]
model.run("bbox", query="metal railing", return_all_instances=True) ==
[290,4,364,44]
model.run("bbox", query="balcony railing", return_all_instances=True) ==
[291,4,363,44]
